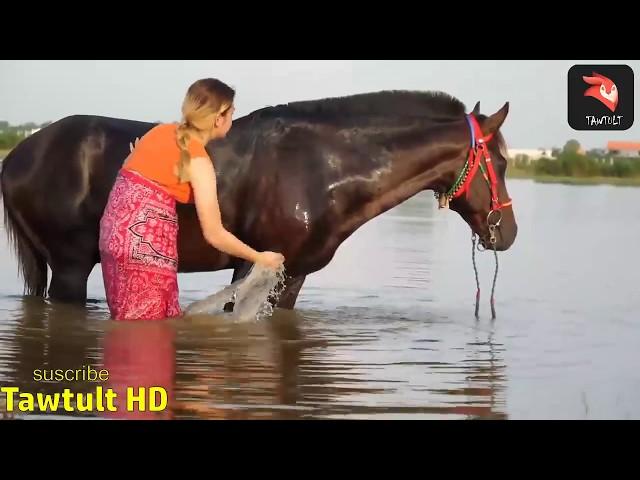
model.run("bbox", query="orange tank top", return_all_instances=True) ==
[122,123,210,204]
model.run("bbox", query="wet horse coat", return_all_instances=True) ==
[0,91,517,309]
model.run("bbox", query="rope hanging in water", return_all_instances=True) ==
[490,243,499,319]
[471,233,481,318]
[471,232,500,320]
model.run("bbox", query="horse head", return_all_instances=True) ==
[442,101,517,251]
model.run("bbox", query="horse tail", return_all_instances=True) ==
[1,150,49,297]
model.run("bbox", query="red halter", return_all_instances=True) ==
[448,114,513,214]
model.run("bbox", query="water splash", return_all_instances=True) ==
[183,264,287,323]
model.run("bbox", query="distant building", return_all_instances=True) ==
[607,141,640,158]
[507,148,554,163]
[16,127,40,137]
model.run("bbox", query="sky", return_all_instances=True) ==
[1,60,638,150]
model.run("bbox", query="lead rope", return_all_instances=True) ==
[471,227,500,320]
[491,241,498,320]
[488,223,499,320]
[471,233,481,318]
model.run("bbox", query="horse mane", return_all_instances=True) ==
[255,90,467,121]
[246,91,509,158]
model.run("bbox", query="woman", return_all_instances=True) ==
[99,78,285,321]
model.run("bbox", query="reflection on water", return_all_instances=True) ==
[102,320,175,419]
[2,180,640,419]
[0,300,506,419]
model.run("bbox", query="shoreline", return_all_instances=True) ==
[507,170,640,187]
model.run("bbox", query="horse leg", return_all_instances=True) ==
[277,275,306,310]
[231,261,253,283]
[223,261,253,312]
[226,262,305,311]
[48,260,95,304]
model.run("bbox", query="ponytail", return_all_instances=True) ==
[175,121,197,183]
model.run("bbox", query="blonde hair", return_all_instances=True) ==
[176,78,235,182]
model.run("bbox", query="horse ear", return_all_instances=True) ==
[483,102,509,134]
[472,101,480,115]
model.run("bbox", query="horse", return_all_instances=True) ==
[0,90,518,310]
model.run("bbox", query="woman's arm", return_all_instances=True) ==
[188,156,284,268]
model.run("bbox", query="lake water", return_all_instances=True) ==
[1,179,639,419]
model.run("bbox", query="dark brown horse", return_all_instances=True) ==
[0,90,517,310]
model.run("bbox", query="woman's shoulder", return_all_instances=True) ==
[145,122,178,139]
[132,123,180,152]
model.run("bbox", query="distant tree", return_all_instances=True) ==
[0,121,9,130]
[0,131,25,149]
[535,157,563,176]
[563,139,581,154]
[612,160,633,178]
[586,148,606,159]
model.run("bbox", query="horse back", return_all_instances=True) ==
[2,115,156,227]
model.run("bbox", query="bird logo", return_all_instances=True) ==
[582,72,619,112]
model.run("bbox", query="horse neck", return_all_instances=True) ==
[330,116,467,237]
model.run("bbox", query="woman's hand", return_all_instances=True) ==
[129,137,140,153]
[256,251,285,270]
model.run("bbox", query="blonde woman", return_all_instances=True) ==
[99,78,284,321]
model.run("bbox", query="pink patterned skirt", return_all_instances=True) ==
[99,168,182,321]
